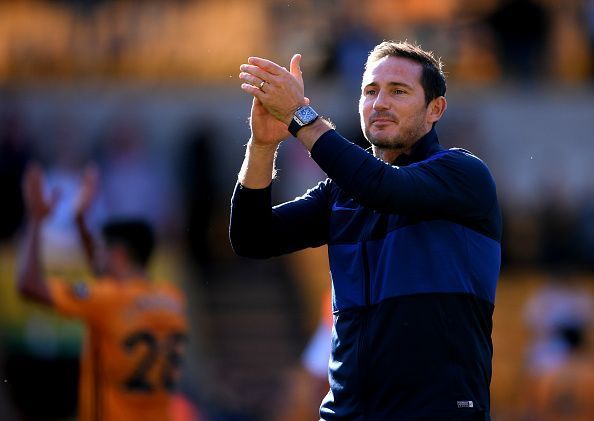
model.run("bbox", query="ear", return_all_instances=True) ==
[426,96,447,125]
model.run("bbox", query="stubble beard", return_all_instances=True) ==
[365,119,427,152]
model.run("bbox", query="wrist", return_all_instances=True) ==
[247,138,280,153]
[239,138,279,189]
[283,106,299,127]
[283,100,307,126]
[294,117,334,151]
[288,105,319,137]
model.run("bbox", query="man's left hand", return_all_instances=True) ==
[22,164,60,222]
[239,54,306,126]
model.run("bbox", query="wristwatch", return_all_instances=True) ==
[288,105,319,137]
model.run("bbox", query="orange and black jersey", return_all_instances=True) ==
[50,277,188,421]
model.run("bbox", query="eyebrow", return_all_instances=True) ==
[363,81,414,90]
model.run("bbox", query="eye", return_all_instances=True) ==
[393,89,405,95]
[364,89,376,96]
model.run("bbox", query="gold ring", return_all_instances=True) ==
[259,80,266,90]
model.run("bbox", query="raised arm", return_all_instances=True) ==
[17,164,57,306]
[74,165,102,276]
[238,54,308,189]
[232,55,335,258]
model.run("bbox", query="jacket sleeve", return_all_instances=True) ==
[229,180,331,258]
[310,130,498,221]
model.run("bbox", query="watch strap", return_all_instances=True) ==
[288,118,303,137]
[288,106,319,137]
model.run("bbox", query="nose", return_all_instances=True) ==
[372,90,389,111]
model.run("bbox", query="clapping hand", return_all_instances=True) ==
[22,163,59,222]
[240,54,306,125]
[240,54,309,147]
[74,165,99,220]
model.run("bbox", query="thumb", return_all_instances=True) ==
[290,53,303,84]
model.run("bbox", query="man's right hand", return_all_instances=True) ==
[23,163,57,222]
[249,97,290,149]
[75,165,99,220]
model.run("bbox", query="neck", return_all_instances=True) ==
[372,145,413,163]
[372,126,433,163]
[112,267,148,282]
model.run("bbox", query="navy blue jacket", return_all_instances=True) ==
[230,128,502,420]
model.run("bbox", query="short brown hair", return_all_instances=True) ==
[366,41,446,105]
[102,219,155,267]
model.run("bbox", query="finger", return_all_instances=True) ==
[240,65,275,84]
[239,72,267,89]
[241,83,265,101]
[290,54,303,84]
[247,57,284,75]
[304,96,310,105]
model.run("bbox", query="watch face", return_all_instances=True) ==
[296,106,318,125]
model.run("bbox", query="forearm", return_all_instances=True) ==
[310,129,428,212]
[238,139,279,189]
[310,130,496,218]
[292,117,335,152]
[75,214,101,276]
[229,183,275,258]
[230,181,330,259]
[17,220,53,305]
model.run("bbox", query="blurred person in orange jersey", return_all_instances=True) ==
[525,322,594,421]
[16,164,194,421]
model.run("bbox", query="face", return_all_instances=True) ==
[103,244,129,278]
[359,56,434,154]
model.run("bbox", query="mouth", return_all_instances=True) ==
[370,119,396,125]
[369,112,397,124]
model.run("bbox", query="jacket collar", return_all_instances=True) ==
[392,127,443,166]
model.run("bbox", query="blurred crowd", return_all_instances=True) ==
[0,0,593,84]
[0,0,593,420]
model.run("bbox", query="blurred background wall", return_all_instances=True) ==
[1,0,594,420]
